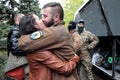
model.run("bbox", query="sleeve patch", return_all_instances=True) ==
[30,31,43,40]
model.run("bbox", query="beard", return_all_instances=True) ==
[44,17,54,27]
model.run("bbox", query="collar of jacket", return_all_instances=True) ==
[14,24,19,27]
[52,20,65,27]
[71,30,77,34]
[12,24,19,31]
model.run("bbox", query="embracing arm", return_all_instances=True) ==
[30,51,79,75]
[18,28,59,52]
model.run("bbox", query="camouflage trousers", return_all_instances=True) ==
[77,60,94,80]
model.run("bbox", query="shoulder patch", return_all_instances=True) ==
[30,31,43,40]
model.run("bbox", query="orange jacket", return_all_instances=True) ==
[27,51,79,80]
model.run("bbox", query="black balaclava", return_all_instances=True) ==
[78,27,84,34]
[77,20,85,34]
[68,21,76,31]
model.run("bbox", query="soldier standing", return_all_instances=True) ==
[68,21,83,79]
[68,21,83,53]
[77,19,99,80]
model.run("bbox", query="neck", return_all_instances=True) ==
[15,21,19,25]
[53,20,65,26]
[70,30,76,34]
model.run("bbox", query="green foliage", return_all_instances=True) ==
[0,0,41,49]
[18,0,41,17]
[0,0,18,24]
[0,50,7,80]
[0,23,12,49]
[0,0,41,24]
[63,0,83,26]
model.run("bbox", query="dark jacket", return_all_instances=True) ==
[7,24,26,56]
[5,24,28,75]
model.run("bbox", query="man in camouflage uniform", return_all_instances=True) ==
[77,19,99,80]
[68,21,83,79]
[68,21,83,53]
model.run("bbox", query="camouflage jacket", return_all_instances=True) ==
[79,30,99,62]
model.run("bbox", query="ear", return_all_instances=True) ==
[54,14,59,22]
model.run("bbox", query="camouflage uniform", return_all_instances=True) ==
[72,31,83,53]
[79,30,99,80]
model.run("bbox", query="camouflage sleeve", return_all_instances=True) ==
[87,32,99,49]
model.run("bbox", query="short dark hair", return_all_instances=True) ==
[68,21,76,31]
[43,2,64,20]
[19,12,37,35]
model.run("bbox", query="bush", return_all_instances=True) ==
[0,23,12,49]
[0,50,7,80]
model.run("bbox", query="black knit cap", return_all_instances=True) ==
[68,21,76,31]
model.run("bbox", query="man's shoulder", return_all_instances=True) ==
[84,30,93,34]
[12,25,19,31]
[73,31,79,34]
[8,26,18,35]
[50,25,71,40]
[73,31,79,36]
[50,25,68,34]
[84,30,97,38]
